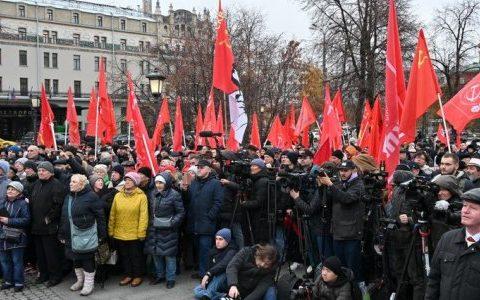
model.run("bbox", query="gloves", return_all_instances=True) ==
[434,200,450,211]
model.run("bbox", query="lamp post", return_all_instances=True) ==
[260,105,265,138]
[31,95,40,143]
[146,68,166,101]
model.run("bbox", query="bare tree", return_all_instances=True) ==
[430,0,480,99]
[299,0,419,125]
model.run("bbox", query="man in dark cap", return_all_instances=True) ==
[317,160,366,287]
[425,188,480,300]
[298,149,314,173]
[329,150,344,166]
[121,160,136,174]
[184,159,224,279]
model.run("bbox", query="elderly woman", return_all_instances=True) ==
[108,172,148,287]
[59,174,106,296]
[0,181,30,292]
[92,164,112,188]
[145,172,185,289]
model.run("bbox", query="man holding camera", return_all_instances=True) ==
[317,160,365,283]
[425,188,480,300]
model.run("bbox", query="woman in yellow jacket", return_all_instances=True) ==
[108,172,148,287]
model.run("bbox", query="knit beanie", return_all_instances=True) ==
[89,175,103,188]
[323,256,343,276]
[251,158,266,169]
[8,181,24,193]
[433,175,461,197]
[286,151,299,165]
[111,164,125,178]
[24,160,37,172]
[15,157,28,166]
[216,228,231,244]
[0,160,10,175]
[37,161,54,174]
[332,150,344,161]
[137,166,152,178]
[124,172,141,186]
[264,149,275,159]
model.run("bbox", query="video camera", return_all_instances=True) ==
[220,150,252,178]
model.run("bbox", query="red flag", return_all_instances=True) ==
[358,100,372,149]
[152,98,171,148]
[267,115,287,149]
[437,124,447,145]
[313,85,342,164]
[381,0,404,183]
[97,57,116,144]
[212,1,237,94]
[332,89,346,123]
[226,126,239,151]
[301,129,310,148]
[172,97,184,152]
[126,73,158,172]
[294,96,316,136]
[215,104,225,148]
[66,87,80,146]
[439,72,480,132]
[37,85,56,148]
[369,97,383,160]
[285,104,297,143]
[86,88,97,137]
[194,104,206,150]
[203,90,217,148]
[400,29,441,143]
[250,112,261,149]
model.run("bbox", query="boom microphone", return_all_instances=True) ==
[199,131,223,137]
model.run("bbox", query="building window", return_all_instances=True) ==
[47,9,53,21]
[120,39,127,51]
[52,79,59,95]
[0,77,2,92]
[120,19,126,31]
[52,53,58,68]
[102,57,107,71]
[44,52,50,68]
[94,36,100,48]
[0,49,1,65]
[19,5,25,17]
[94,56,99,71]
[146,61,151,73]
[74,81,81,97]
[73,55,80,70]
[120,59,127,72]
[101,37,107,49]
[139,41,144,52]
[43,30,49,43]
[51,31,57,44]
[146,41,151,52]
[18,27,27,40]
[142,22,147,33]
[72,12,79,24]
[164,25,168,31]
[139,61,144,75]
[73,34,80,46]
[19,50,27,66]
[97,16,103,27]
[20,78,28,96]
[44,79,51,93]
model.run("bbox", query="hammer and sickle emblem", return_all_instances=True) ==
[465,84,480,103]
[417,50,428,67]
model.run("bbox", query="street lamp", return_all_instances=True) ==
[146,68,166,99]
[31,95,40,142]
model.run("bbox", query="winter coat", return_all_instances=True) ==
[294,186,332,236]
[425,228,480,300]
[58,185,107,260]
[242,170,270,243]
[29,176,66,235]
[206,244,237,277]
[226,246,278,300]
[0,195,30,250]
[429,195,462,252]
[0,175,11,206]
[21,174,37,199]
[187,173,224,235]
[312,277,352,300]
[108,187,148,241]
[327,174,365,241]
[144,172,185,256]
[218,175,241,225]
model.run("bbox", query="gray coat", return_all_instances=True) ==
[144,172,185,257]
[327,174,365,240]
[425,228,480,300]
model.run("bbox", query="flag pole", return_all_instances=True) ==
[127,123,131,146]
[223,92,228,146]
[64,120,68,145]
[142,133,156,176]
[437,93,452,153]
[94,95,100,160]
[50,122,58,151]
[168,122,174,145]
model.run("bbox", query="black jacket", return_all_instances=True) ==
[327,174,365,240]
[218,174,241,225]
[294,186,332,236]
[58,185,107,259]
[226,246,277,300]
[243,170,270,243]
[425,228,480,300]
[429,195,462,251]
[206,244,237,277]
[30,176,66,235]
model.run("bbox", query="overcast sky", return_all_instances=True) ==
[87,0,453,41]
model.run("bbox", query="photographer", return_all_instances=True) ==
[389,170,425,300]
[430,175,462,252]
[289,164,334,262]
[318,160,365,284]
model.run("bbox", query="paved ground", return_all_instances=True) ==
[0,271,199,300]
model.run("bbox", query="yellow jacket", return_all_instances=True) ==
[108,187,148,241]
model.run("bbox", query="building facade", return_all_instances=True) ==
[0,0,205,140]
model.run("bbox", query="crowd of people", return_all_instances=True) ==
[0,137,478,300]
